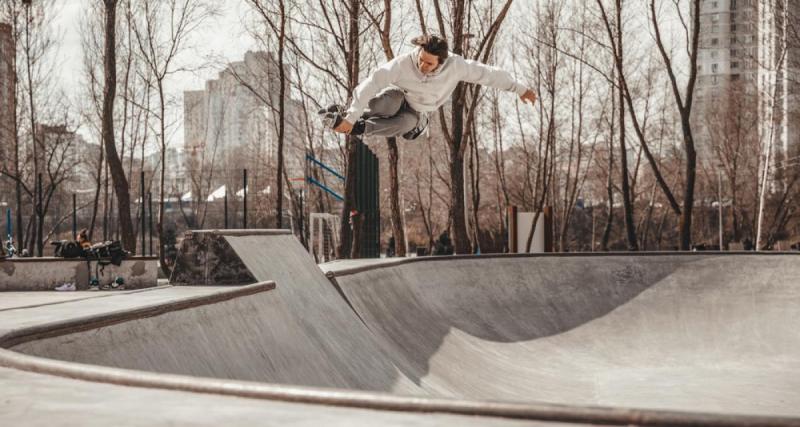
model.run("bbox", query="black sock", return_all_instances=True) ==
[351,119,366,135]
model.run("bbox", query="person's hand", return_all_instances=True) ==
[520,89,537,105]
[334,119,354,134]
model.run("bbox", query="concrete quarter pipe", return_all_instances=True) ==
[3,230,800,425]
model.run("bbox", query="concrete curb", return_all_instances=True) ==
[326,251,800,277]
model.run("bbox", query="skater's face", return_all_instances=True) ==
[418,49,440,74]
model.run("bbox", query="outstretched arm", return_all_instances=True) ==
[458,57,536,105]
[338,58,401,132]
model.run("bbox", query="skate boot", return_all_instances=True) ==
[402,114,429,141]
[317,104,344,115]
[318,104,346,130]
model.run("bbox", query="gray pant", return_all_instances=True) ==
[361,88,419,137]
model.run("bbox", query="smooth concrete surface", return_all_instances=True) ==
[0,286,174,311]
[1,231,799,425]
[0,284,642,426]
[17,232,419,393]
[0,367,556,427]
[0,256,158,291]
[330,254,800,416]
[0,291,106,311]
[319,257,407,273]
[0,286,238,336]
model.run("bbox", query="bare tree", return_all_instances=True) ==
[0,0,64,255]
[596,0,637,250]
[275,0,363,257]
[32,120,81,254]
[362,0,407,256]
[99,0,138,254]
[0,0,27,250]
[522,0,557,253]
[343,0,362,258]
[650,0,701,250]
[244,0,289,229]
[428,0,516,254]
[131,0,216,270]
[489,91,510,251]
[555,3,597,251]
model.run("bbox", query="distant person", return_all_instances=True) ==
[434,232,453,256]
[387,236,396,258]
[319,34,536,140]
[78,228,92,250]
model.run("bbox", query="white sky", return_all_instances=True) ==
[46,1,688,150]
[52,0,258,147]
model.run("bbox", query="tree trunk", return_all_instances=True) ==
[447,0,471,255]
[157,80,169,274]
[102,0,136,253]
[10,14,22,250]
[337,0,361,259]
[88,146,104,241]
[23,4,39,256]
[448,145,470,254]
[275,0,286,229]
[731,176,740,241]
[649,0,700,250]
[350,211,362,259]
[339,136,359,258]
[103,163,110,240]
[617,31,637,251]
[24,213,34,254]
[601,92,615,251]
[681,135,697,249]
[36,175,43,256]
[601,0,637,250]
[387,137,406,256]
[469,122,482,253]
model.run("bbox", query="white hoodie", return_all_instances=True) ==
[344,47,528,124]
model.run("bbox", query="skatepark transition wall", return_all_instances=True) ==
[4,230,800,424]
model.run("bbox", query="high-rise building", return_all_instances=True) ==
[694,0,800,181]
[183,51,304,199]
[0,22,15,174]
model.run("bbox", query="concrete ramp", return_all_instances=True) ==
[222,232,421,392]
[15,230,420,394]
[8,230,800,420]
[331,254,800,416]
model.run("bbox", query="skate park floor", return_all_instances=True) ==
[1,230,799,426]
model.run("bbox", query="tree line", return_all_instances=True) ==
[1,0,798,266]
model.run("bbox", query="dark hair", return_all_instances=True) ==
[411,34,449,63]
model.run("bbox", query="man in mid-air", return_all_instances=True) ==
[320,34,537,140]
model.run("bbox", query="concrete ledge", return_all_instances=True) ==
[1,282,276,347]
[0,257,158,291]
[324,251,800,277]
[188,229,291,236]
